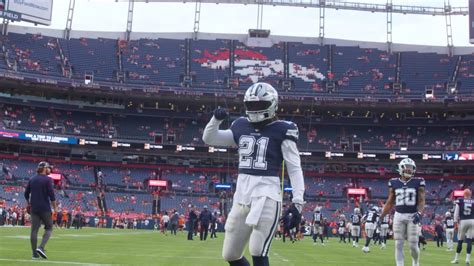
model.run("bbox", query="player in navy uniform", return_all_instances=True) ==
[202,82,305,266]
[451,188,474,265]
[379,213,390,249]
[338,214,347,243]
[445,211,455,251]
[362,206,379,253]
[380,158,425,266]
[351,208,362,247]
[312,206,325,245]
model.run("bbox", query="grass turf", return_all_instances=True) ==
[0,227,461,265]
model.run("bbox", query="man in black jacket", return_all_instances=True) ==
[210,212,218,239]
[282,205,300,243]
[435,221,445,248]
[24,162,58,260]
[187,205,198,240]
[199,206,212,241]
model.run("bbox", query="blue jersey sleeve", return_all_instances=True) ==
[388,178,395,188]
[283,122,299,143]
[419,178,426,187]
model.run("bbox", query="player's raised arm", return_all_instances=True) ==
[381,187,395,219]
[202,108,236,147]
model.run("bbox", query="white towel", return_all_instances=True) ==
[245,196,266,226]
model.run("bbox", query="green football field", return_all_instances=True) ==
[0,227,462,265]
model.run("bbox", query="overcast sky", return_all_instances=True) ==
[13,0,474,46]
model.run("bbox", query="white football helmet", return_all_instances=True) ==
[354,208,360,214]
[340,214,345,220]
[371,206,379,213]
[243,82,278,123]
[314,206,322,212]
[398,158,416,178]
[446,211,451,217]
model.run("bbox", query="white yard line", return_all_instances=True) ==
[0,231,155,239]
[0,247,221,260]
[0,258,114,266]
[272,252,290,262]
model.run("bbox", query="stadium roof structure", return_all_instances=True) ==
[110,0,469,54]
[126,0,469,16]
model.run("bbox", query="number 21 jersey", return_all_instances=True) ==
[388,177,425,214]
[230,117,298,177]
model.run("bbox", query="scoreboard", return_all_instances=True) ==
[0,0,52,26]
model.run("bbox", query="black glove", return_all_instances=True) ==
[289,203,302,227]
[213,108,228,121]
[412,212,422,224]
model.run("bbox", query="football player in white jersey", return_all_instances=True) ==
[444,211,455,252]
[312,206,325,245]
[338,214,347,243]
[379,213,391,249]
[380,158,425,266]
[202,82,305,266]
[351,207,362,247]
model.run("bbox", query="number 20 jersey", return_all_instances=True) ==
[388,177,425,214]
[230,117,298,176]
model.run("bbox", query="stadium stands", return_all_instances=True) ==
[233,41,285,88]
[0,30,473,231]
[61,37,117,81]
[2,33,63,76]
[191,39,230,87]
[2,102,473,152]
[0,157,467,226]
[1,31,472,98]
[458,54,474,91]
[121,38,185,85]
[332,46,396,94]
[400,52,456,95]
[288,42,327,92]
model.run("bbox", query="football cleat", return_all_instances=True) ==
[32,252,40,260]
[36,248,47,259]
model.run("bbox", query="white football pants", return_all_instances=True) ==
[222,198,281,262]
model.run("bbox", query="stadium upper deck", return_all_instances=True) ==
[0,26,472,101]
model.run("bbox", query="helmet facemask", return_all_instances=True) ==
[397,158,416,179]
[244,100,274,123]
[399,163,416,179]
[243,83,278,124]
